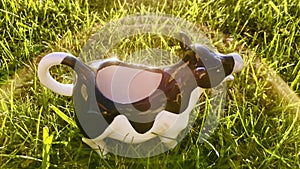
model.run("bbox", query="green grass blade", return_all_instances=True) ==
[50,105,77,128]
[42,126,54,169]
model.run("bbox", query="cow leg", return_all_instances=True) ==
[82,137,108,157]
[159,136,178,149]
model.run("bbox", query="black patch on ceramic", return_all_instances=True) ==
[62,56,77,69]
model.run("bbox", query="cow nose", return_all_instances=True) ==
[229,53,244,73]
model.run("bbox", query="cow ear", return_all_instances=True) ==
[179,32,192,51]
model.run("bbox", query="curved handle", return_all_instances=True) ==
[38,52,76,96]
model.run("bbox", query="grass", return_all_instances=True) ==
[0,0,299,168]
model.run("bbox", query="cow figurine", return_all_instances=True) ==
[38,33,244,156]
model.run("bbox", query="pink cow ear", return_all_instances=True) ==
[96,65,162,104]
[179,32,192,51]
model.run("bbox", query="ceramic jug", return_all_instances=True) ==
[38,34,244,155]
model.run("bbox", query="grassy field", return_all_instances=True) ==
[0,0,299,168]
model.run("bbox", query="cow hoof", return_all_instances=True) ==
[82,137,108,157]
